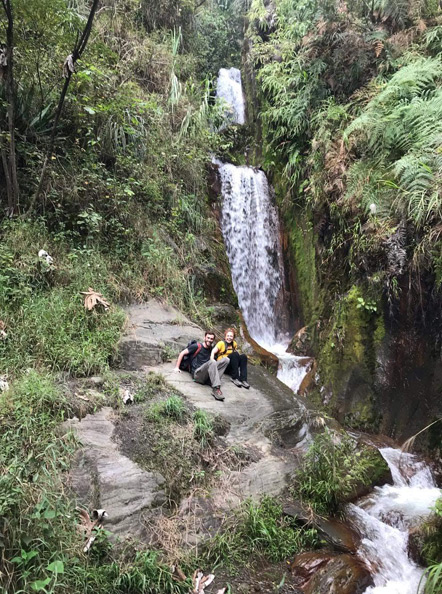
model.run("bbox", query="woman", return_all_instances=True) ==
[211,328,250,389]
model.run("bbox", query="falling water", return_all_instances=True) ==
[347,448,440,593]
[216,67,246,126]
[216,160,310,393]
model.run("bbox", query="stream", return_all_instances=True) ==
[348,448,440,593]
[215,66,441,591]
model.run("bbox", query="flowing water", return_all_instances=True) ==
[347,448,440,593]
[214,67,312,394]
[216,67,246,126]
[215,160,310,394]
[215,65,441,590]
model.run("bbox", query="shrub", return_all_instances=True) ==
[193,409,214,448]
[293,429,382,515]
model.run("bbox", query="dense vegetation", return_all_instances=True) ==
[1,0,244,380]
[3,0,442,591]
[243,0,442,588]
[0,0,245,591]
[244,0,442,443]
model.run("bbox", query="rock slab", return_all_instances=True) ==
[64,407,166,539]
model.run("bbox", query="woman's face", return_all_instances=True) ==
[225,331,234,343]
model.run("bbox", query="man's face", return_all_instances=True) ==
[204,334,215,348]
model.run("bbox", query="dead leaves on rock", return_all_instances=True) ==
[192,569,215,592]
[80,287,110,311]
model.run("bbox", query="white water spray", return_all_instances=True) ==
[216,67,246,126]
[347,448,440,593]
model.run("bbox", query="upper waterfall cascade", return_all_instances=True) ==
[216,67,246,126]
[215,66,311,395]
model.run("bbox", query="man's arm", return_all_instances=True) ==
[174,347,189,372]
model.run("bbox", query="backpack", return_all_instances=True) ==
[179,340,202,372]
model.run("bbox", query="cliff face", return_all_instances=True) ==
[242,0,442,450]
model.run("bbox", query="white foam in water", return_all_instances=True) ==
[216,67,246,125]
[269,344,311,394]
[347,448,440,593]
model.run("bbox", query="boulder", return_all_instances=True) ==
[291,552,373,594]
[283,503,361,554]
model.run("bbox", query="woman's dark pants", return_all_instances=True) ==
[226,352,247,381]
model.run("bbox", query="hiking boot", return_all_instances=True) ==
[231,378,242,388]
[241,381,250,389]
[211,387,224,401]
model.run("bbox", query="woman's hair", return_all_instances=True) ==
[224,327,236,339]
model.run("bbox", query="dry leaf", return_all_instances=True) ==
[77,508,108,553]
[192,569,215,593]
[80,287,110,311]
[171,565,187,582]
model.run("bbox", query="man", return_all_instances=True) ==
[174,331,229,401]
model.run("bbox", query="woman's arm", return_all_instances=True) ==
[211,346,219,361]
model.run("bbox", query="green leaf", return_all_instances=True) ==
[47,560,64,574]
[43,509,56,519]
[31,578,51,591]
[84,106,96,115]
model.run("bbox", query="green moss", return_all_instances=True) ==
[317,285,382,427]
[320,285,369,371]
[289,214,320,326]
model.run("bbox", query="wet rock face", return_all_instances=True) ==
[291,552,373,594]
[288,326,313,357]
[262,411,309,449]
[375,328,442,448]
[283,503,360,554]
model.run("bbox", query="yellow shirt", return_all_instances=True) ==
[215,340,237,360]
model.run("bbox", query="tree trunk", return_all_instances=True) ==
[28,0,100,214]
[2,0,19,215]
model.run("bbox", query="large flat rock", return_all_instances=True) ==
[119,301,200,369]
[65,301,319,546]
[151,362,312,506]
[64,407,166,539]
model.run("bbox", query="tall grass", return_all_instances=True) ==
[293,429,383,515]
[202,496,319,568]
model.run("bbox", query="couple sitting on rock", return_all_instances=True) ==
[174,328,249,401]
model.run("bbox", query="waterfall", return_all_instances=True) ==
[346,448,440,593]
[217,162,283,346]
[216,67,246,126]
[216,160,310,394]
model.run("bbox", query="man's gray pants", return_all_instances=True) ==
[194,358,229,387]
